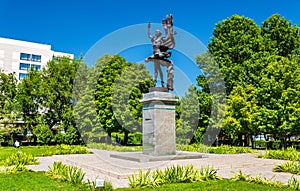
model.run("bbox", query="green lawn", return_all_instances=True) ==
[116,180,294,191]
[0,171,89,191]
[0,171,296,191]
[0,145,90,165]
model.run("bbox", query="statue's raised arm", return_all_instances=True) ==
[145,14,176,91]
[147,22,153,39]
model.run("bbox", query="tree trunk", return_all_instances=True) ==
[124,131,129,146]
[106,132,112,144]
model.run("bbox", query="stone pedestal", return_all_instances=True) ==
[141,90,178,156]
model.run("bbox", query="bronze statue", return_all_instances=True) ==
[145,14,176,90]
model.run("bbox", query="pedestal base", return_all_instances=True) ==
[141,91,178,156]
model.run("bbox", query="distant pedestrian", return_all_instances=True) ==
[14,140,20,148]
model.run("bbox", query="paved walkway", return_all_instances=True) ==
[28,149,300,189]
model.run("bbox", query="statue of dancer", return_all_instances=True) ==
[145,14,176,90]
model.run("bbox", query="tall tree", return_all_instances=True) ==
[208,15,267,94]
[261,14,300,57]
[255,56,300,147]
[94,55,130,143]
[0,71,19,142]
[40,57,81,130]
[112,63,153,145]
[16,68,43,132]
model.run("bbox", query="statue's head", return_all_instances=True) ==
[155,30,162,37]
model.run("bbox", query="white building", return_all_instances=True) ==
[0,37,74,80]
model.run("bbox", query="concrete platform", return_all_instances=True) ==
[110,151,206,162]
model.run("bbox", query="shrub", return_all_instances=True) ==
[87,143,142,152]
[274,161,300,175]
[258,147,300,161]
[47,161,85,184]
[288,176,300,190]
[4,152,39,166]
[206,145,254,154]
[176,144,208,153]
[231,170,283,188]
[128,165,220,188]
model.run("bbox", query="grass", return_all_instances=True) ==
[0,171,89,191]
[116,179,294,191]
[0,145,90,165]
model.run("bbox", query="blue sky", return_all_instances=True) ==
[1,0,300,94]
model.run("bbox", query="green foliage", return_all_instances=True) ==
[47,161,85,184]
[128,165,220,188]
[208,15,266,94]
[176,86,200,144]
[33,117,53,145]
[176,144,253,154]
[258,147,300,161]
[0,165,29,174]
[231,170,283,188]
[4,152,39,166]
[288,176,300,190]
[87,143,142,152]
[176,144,208,153]
[206,145,254,154]
[261,14,300,57]
[111,132,142,145]
[274,161,300,175]
[93,55,153,145]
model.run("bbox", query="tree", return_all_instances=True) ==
[223,85,258,146]
[74,59,109,144]
[40,57,81,134]
[112,63,153,145]
[208,15,267,94]
[0,71,19,143]
[94,55,130,143]
[255,56,300,147]
[16,68,43,133]
[261,14,300,57]
[176,85,200,144]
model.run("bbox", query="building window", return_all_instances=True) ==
[32,54,41,62]
[31,64,41,70]
[19,73,28,80]
[20,53,31,61]
[19,63,30,70]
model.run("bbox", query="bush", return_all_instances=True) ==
[46,144,90,155]
[33,122,53,145]
[258,147,300,161]
[231,170,283,188]
[274,161,300,175]
[128,165,220,188]
[4,152,39,166]
[87,143,142,152]
[288,176,300,190]
[176,144,208,153]
[47,161,85,184]
[206,145,254,154]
